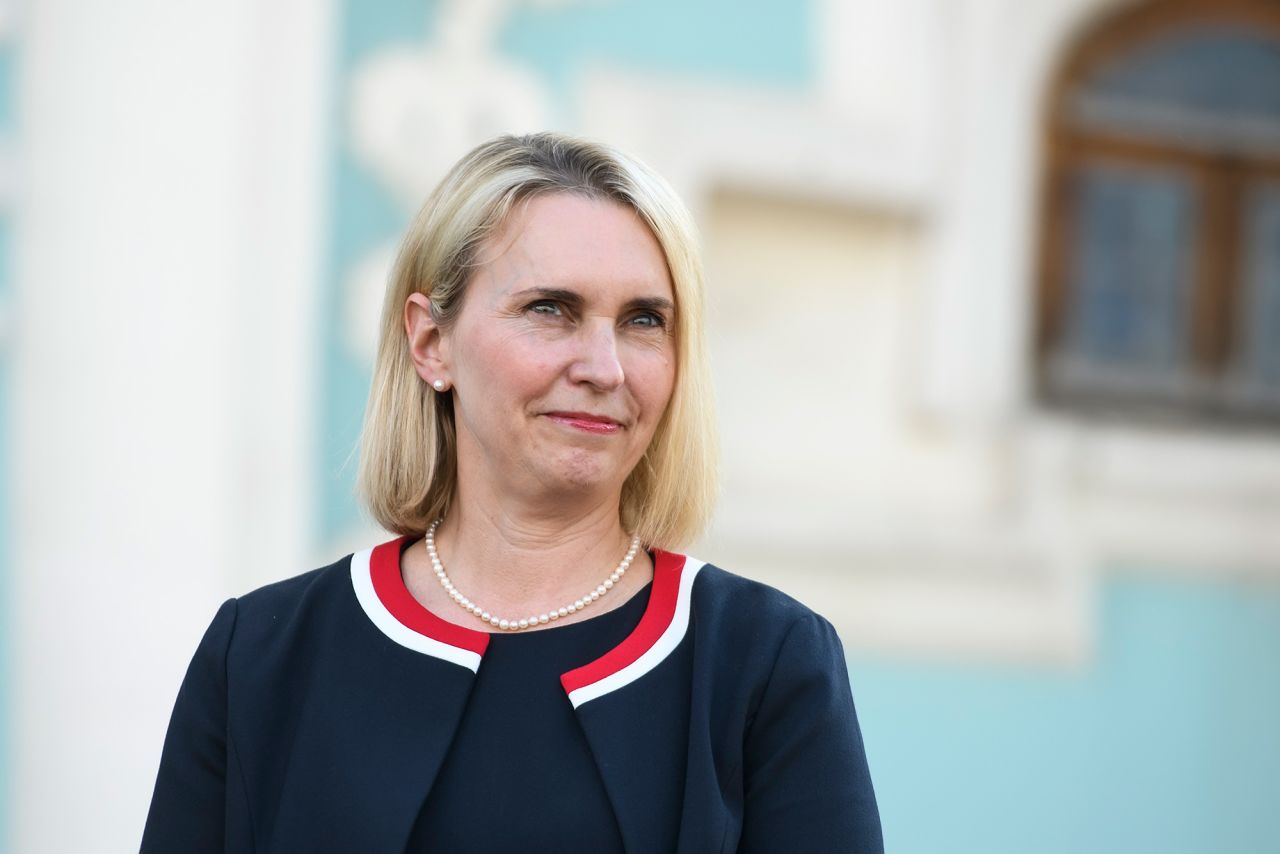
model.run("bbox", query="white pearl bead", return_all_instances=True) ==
[426,522,640,632]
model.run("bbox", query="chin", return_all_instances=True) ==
[540,450,625,494]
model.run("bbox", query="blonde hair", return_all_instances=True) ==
[357,132,718,549]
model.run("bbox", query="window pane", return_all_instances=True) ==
[1069,25,1280,155]
[1060,162,1199,383]
[1236,181,1280,391]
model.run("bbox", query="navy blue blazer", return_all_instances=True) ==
[142,538,883,853]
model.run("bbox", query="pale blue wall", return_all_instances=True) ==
[852,572,1280,853]
[319,1,429,541]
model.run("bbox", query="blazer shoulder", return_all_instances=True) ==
[226,553,357,646]
[690,559,839,649]
[238,550,353,603]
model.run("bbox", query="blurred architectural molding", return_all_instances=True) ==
[347,0,576,210]
[348,46,551,210]
[578,69,938,223]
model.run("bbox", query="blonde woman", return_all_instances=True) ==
[143,132,883,853]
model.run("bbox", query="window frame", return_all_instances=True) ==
[1035,0,1280,422]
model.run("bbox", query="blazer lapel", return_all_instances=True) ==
[266,538,490,852]
[563,552,703,853]
[269,645,479,853]
[572,670,693,853]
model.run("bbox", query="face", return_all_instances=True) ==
[416,193,677,506]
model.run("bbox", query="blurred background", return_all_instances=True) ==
[6,0,1280,850]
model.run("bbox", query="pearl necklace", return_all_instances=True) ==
[424,519,641,632]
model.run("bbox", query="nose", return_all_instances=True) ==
[567,320,625,391]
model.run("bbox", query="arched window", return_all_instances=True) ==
[1036,0,1280,420]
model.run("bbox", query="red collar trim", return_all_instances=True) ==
[364,536,690,690]
[559,548,685,694]
[368,536,489,658]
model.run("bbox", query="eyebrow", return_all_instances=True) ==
[511,287,675,315]
[625,295,676,314]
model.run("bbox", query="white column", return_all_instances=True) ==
[12,1,332,850]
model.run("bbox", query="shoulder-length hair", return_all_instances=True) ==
[357,132,718,549]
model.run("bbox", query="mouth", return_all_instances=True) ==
[543,411,625,435]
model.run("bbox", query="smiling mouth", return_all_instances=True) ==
[543,412,625,434]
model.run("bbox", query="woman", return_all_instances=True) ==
[143,132,883,853]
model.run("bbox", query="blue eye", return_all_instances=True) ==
[631,311,666,328]
[529,300,563,316]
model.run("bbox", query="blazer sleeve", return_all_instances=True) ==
[737,613,884,853]
[141,597,238,853]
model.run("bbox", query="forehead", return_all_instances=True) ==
[475,193,674,300]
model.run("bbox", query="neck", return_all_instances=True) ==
[430,490,639,617]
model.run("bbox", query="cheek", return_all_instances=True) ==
[631,351,677,422]
[471,347,572,424]
[458,327,560,394]
[506,346,572,397]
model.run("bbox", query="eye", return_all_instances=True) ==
[528,299,564,317]
[629,311,667,329]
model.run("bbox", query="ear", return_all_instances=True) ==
[404,292,450,387]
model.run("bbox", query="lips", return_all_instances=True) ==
[543,411,625,434]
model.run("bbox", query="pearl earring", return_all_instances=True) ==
[432,379,446,391]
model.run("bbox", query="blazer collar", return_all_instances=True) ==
[351,535,702,706]
[350,539,488,670]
